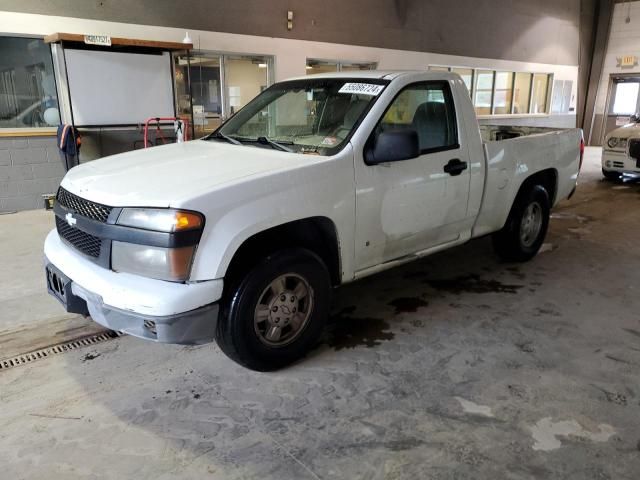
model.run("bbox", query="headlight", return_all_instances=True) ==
[113,208,204,282]
[112,242,196,282]
[607,137,619,149]
[117,208,203,232]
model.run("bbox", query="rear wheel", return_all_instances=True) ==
[602,168,621,181]
[216,248,330,371]
[492,184,550,262]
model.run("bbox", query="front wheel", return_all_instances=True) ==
[216,248,331,371]
[492,184,550,262]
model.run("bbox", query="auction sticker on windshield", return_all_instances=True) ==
[338,83,384,96]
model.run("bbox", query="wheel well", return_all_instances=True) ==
[224,217,341,291]
[518,168,558,205]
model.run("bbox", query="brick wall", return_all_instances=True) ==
[0,136,66,212]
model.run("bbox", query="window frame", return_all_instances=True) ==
[492,70,515,115]
[0,34,61,134]
[609,79,640,116]
[428,65,554,117]
[306,58,378,74]
[365,80,460,162]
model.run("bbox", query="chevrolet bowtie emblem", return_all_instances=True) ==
[65,212,77,227]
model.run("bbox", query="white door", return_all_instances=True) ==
[354,81,471,271]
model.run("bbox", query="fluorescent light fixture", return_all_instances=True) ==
[305,65,313,70]
[258,63,267,68]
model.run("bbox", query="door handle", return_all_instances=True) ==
[443,158,468,176]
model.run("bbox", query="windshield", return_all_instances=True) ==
[209,78,389,155]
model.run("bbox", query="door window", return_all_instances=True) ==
[174,52,223,138]
[612,82,640,115]
[378,82,457,152]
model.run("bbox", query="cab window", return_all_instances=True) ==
[379,82,458,152]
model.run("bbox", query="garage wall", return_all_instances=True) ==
[1,0,581,66]
[0,136,65,212]
[591,1,640,143]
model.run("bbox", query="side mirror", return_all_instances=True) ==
[366,130,420,165]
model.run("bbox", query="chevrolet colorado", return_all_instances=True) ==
[45,71,583,370]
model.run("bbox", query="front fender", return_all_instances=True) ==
[186,146,356,282]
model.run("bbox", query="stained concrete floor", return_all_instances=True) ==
[1,147,639,479]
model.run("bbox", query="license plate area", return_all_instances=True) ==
[45,264,89,315]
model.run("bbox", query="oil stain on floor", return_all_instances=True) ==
[326,308,395,351]
[388,297,428,314]
[425,274,523,294]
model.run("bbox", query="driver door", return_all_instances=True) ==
[354,81,471,272]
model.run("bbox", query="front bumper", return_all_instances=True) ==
[602,150,640,174]
[72,282,218,344]
[44,229,223,344]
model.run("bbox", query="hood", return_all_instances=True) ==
[605,122,640,140]
[61,140,316,207]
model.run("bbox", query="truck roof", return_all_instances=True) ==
[285,70,458,82]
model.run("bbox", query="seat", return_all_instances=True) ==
[317,95,353,134]
[333,98,370,139]
[411,101,449,150]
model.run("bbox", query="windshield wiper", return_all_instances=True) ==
[210,132,242,145]
[257,136,294,153]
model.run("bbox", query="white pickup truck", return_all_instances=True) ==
[45,71,583,370]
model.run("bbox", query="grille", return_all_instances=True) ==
[613,161,625,168]
[56,187,113,223]
[56,216,102,258]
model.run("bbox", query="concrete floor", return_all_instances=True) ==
[0,210,103,358]
[1,147,639,479]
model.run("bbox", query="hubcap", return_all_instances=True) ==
[520,201,543,248]
[254,273,314,347]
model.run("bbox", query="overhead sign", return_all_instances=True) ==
[84,35,111,46]
[616,55,638,68]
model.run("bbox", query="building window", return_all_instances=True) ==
[0,36,59,129]
[174,52,273,138]
[513,72,532,114]
[611,81,640,115]
[306,59,376,74]
[474,70,494,116]
[493,71,513,114]
[429,65,553,116]
[531,73,551,114]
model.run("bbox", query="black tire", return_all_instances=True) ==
[216,248,330,371]
[602,169,621,181]
[492,184,550,262]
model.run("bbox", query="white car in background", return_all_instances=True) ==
[602,115,640,180]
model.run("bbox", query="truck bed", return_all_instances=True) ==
[472,127,582,238]
[479,124,567,142]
